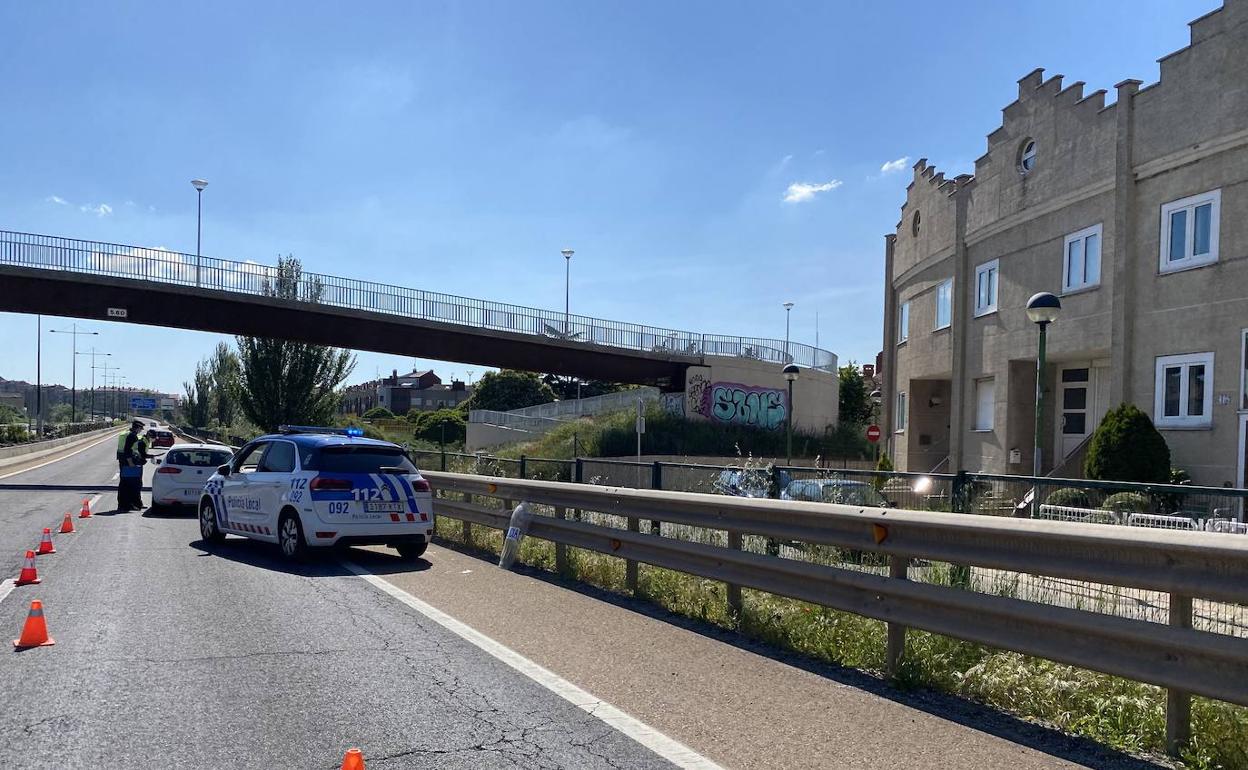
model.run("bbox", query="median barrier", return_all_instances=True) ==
[0,425,121,470]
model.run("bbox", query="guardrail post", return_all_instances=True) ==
[440,448,447,472]
[573,459,584,522]
[650,462,663,535]
[1166,593,1193,756]
[726,530,743,619]
[554,506,569,575]
[949,471,971,588]
[626,516,640,594]
[885,555,909,677]
[462,492,473,545]
[765,465,782,556]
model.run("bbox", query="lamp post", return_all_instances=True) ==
[192,178,208,287]
[35,315,42,436]
[49,323,98,423]
[94,361,120,419]
[561,248,574,336]
[1026,292,1062,477]
[782,302,794,361]
[77,348,111,421]
[783,364,800,465]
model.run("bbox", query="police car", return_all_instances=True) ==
[198,426,434,561]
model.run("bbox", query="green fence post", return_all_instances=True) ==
[949,471,971,587]
[519,454,527,479]
[650,462,663,535]
[573,458,583,522]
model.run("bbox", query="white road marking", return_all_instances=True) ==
[0,579,15,607]
[343,561,725,770]
[109,473,119,482]
[0,431,120,481]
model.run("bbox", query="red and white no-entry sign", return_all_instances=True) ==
[866,425,882,443]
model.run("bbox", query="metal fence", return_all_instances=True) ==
[506,387,662,420]
[426,470,1248,756]
[0,229,838,371]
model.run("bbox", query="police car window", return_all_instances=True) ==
[259,441,297,473]
[234,443,268,473]
[307,446,416,474]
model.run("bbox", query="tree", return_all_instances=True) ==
[0,403,23,424]
[463,370,556,412]
[540,375,630,401]
[838,362,872,425]
[236,256,357,431]
[208,341,241,429]
[182,362,214,428]
[1084,402,1171,483]
[409,408,466,444]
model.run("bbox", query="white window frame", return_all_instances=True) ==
[1062,223,1102,293]
[934,279,952,330]
[1159,189,1220,274]
[895,391,908,433]
[974,259,999,317]
[1154,352,1214,429]
[973,377,995,432]
[1019,139,1037,174]
[897,301,910,344]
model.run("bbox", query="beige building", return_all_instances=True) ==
[882,0,1248,486]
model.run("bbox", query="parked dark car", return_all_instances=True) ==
[781,478,894,508]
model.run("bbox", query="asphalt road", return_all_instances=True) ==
[0,437,679,769]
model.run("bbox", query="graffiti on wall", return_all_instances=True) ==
[708,382,787,430]
[661,392,686,417]
[687,372,711,418]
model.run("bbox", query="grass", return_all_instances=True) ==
[431,509,1248,769]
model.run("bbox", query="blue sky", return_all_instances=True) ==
[0,0,1214,395]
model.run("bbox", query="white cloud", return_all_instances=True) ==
[783,180,842,204]
[880,156,910,174]
[80,203,113,217]
[45,195,68,205]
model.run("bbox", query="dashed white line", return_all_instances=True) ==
[0,578,15,607]
[343,561,725,770]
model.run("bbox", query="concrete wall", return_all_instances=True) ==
[682,355,839,435]
[882,0,1248,485]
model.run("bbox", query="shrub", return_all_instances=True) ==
[362,407,395,419]
[1101,491,1153,515]
[409,409,466,444]
[1084,403,1170,483]
[1045,487,1094,509]
[872,451,894,491]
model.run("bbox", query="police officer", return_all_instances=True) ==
[116,420,146,511]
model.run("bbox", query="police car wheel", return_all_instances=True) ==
[395,541,428,560]
[199,500,224,543]
[278,512,308,560]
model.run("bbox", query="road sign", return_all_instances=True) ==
[107,307,128,318]
[130,397,157,410]
[866,424,882,443]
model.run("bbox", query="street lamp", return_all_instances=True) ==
[49,323,99,423]
[77,348,111,420]
[783,364,800,465]
[1026,292,1062,477]
[192,178,208,287]
[782,302,795,361]
[560,248,574,336]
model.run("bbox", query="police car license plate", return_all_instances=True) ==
[364,501,404,513]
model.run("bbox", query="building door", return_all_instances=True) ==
[1058,366,1091,460]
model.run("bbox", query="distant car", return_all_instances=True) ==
[199,426,435,561]
[781,478,894,508]
[152,444,236,511]
[711,467,785,498]
[147,429,175,448]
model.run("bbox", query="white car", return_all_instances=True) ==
[152,443,236,511]
[198,426,435,561]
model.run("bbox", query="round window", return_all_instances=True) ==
[1019,139,1037,173]
[911,210,921,236]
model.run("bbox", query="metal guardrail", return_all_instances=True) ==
[425,471,1248,754]
[0,230,838,371]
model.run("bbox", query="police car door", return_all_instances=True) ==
[223,441,269,533]
[254,440,298,529]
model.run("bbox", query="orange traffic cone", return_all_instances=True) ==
[13,599,55,648]
[59,513,75,534]
[341,748,366,770]
[79,499,92,518]
[15,550,41,586]
[36,528,55,555]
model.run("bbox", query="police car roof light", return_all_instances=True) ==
[277,425,364,437]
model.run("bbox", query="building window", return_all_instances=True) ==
[896,391,908,433]
[1160,189,1220,273]
[1019,139,1037,173]
[1062,223,1102,292]
[974,259,999,316]
[1154,352,1214,428]
[898,301,910,344]
[911,211,921,237]
[973,378,995,431]
[934,279,952,330]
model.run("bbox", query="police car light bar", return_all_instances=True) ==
[278,425,365,437]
